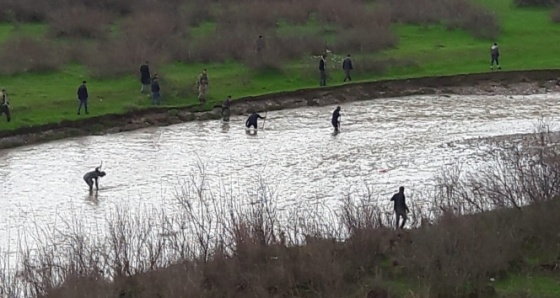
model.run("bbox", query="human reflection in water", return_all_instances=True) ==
[85,190,100,206]
[221,121,230,133]
[245,128,258,136]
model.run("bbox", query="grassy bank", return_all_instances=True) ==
[4,132,560,297]
[0,0,558,131]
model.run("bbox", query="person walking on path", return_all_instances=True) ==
[197,69,209,104]
[151,74,161,106]
[490,43,501,70]
[77,81,89,115]
[0,88,11,122]
[140,61,151,93]
[390,186,410,230]
[319,55,327,86]
[342,54,353,82]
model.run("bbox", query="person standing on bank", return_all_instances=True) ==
[151,74,161,106]
[140,61,151,93]
[490,43,501,70]
[197,68,209,104]
[319,54,327,87]
[0,89,11,122]
[390,186,410,230]
[77,81,89,115]
[342,54,353,82]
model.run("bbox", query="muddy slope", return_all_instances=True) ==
[1,69,559,149]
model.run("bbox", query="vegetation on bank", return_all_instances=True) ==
[2,129,560,297]
[0,0,558,131]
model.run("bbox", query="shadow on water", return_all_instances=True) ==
[85,191,99,206]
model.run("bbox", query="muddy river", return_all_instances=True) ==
[0,93,559,259]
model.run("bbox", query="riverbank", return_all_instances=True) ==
[1,69,560,149]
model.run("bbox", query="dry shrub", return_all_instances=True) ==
[551,5,560,23]
[0,0,54,22]
[0,36,66,75]
[85,11,181,77]
[47,5,114,39]
[514,0,560,7]
[380,0,500,39]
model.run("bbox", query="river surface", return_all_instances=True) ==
[1,93,559,258]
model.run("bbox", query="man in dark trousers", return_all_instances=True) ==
[342,54,353,82]
[319,54,327,86]
[490,43,501,70]
[83,165,106,193]
[0,89,11,122]
[151,74,161,105]
[77,81,89,115]
[140,61,151,93]
[332,106,341,132]
[245,112,266,129]
[390,186,410,229]
[222,95,232,122]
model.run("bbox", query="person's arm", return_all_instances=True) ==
[258,114,265,119]
[94,177,99,190]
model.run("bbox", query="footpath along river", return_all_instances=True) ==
[0,93,559,259]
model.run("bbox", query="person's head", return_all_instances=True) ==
[227,95,231,100]
[203,68,207,73]
[258,35,262,39]
[322,54,326,59]
[145,61,149,64]
[347,54,351,57]
[82,80,86,85]
[399,186,405,193]
[99,171,106,177]
[336,106,341,111]
[1,89,4,92]
[493,42,497,46]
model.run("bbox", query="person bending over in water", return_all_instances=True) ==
[246,112,266,129]
[83,166,106,192]
[332,106,341,132]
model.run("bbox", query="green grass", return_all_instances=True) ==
[0,0,559,131]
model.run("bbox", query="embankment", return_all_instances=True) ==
[1,69,559,149]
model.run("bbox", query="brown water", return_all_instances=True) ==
[0,93,559,259]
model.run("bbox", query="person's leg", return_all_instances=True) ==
[400,212,408,229]
[157,92,161,105]
[395,212,400,230]
[496,57,501,69]
[84,99,89,114]
[78,99,83,114]
[5,105,10,122]
[85,178,93,192]
[151,92,156,105]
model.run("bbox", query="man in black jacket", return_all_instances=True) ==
[332,106,341,132]
[319,54,327,86]
[83,165,106,193]
[342,54,353,82]
[390,186,410,229]
[151,74,161,105]
[77,81,89,115]
[140,61,151,93]
[246,112,265,129]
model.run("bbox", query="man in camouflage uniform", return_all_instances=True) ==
[197,68,209,104]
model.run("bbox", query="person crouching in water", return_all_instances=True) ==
[222,96,232,122]
[246,112,266,129]
[332,106,341,132]
[83,166,106,193]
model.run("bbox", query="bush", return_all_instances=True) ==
[0,36,66,75]
[551,5,560,23]
[514,0,560,7]
[47,5,114,39]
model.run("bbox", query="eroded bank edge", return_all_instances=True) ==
[1,69,560,150]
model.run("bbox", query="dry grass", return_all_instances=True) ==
[2,128,560,297]
[515,0,560,7]
[551,4,560,22]
[0,0,499,76]
[0,36,67,75]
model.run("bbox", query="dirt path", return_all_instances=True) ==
[1,69,559,149]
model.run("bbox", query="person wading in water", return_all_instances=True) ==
[332,106,341,132]
[222,95,232,122]
[390,186,410,229]
[246,112,266,129]
[83,164,106,193]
